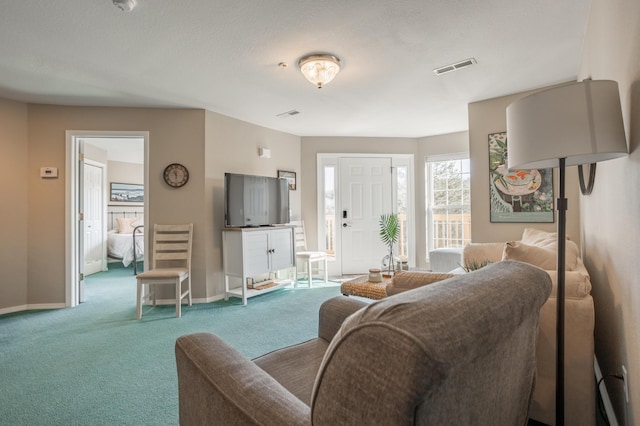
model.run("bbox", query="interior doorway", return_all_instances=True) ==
[65,131,149,307]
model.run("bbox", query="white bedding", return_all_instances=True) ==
[107,230,144,267]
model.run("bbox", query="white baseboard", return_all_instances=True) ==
[0,303,67,316]
[595,356,619,426]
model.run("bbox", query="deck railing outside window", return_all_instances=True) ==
[431,213,471,249]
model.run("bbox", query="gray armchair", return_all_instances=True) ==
[175,261,551,425]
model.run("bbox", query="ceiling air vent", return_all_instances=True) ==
[276,110,300,119]
[433,58,477,75]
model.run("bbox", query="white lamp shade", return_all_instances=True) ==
[507,80,627,170]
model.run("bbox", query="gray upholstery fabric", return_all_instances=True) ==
[253,296,369,405]
[175,261,551,425]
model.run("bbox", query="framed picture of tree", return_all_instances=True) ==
[488,132,554,223]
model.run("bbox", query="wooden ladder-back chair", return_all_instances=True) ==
[136,224,193,319]
[292,221,328,287]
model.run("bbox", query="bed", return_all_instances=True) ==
[107,213,144,274]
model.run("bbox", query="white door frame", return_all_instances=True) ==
[316,153,415,276]
[65,130,149,307]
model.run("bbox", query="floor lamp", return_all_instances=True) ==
[506,80,627,425]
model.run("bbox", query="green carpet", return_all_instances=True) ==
[0,265,344,425]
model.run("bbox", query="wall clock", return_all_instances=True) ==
[163,163,189,188]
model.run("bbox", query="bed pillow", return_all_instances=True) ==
[117,217,137,234]
[502,241,578,271]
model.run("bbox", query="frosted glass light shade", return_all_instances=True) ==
[298,54,341,89]
[507,80,628,170]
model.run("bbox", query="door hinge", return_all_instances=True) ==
[79,273,84,281]
[78,212,84,221]
[79,153,85,161]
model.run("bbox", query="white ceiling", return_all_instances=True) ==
[0,0,591,138]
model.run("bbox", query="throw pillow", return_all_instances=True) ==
[117,217,137,234]
[502,241,578,271]
[521,227,559,248]
[520,227,580,268]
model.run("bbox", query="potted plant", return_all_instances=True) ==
[379,213,399,277]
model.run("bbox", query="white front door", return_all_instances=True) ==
[83,162,105,276]
[339,157,393,274]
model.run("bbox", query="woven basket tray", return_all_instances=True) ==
[340,275,392,300]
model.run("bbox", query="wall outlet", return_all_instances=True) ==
[622,365,629,403]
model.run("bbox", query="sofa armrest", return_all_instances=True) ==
[318,297,369,342]
[386,271,455,296]
[175,333,309,426]
[463,242,505,267]
[545,270,592,299]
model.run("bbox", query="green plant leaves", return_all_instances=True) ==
[379,214,399,247]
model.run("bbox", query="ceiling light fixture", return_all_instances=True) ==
[113,0,137,12]
[298,54,341,89]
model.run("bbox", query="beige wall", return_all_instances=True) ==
[579,0,640,423]
[84,143,107,165]
[0,103,302,312]
[24,105,207,305]
[204,111,301,297]
[468,92,581,244]
[0,99,29,311]
[107,160,144,188]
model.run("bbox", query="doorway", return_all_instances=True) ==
[317,154,415,276]
[65,131,149,307]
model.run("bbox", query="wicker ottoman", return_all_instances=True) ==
[340,275,393,300]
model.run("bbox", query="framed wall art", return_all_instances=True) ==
[488,132,554,223]
[110,182,144,203]
[278,170,296,190]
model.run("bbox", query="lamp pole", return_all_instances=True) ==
[556,158,567,425]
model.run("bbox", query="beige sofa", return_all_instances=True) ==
[461,229,595,426]
[388,228,594,425]
[175,261,551,425]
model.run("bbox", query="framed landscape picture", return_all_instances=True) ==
[110,182,144,203]
[488,132,554,223]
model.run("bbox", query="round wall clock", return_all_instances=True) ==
[163,163,189,188]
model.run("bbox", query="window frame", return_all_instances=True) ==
[425,153,471,255]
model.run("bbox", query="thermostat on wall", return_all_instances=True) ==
[40,167,58,178]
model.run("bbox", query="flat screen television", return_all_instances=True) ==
[224,172,290,227]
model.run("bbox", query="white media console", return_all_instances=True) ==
[222,225,295,305]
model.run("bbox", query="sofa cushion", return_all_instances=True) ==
[502,241,578,271]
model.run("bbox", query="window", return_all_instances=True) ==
[323,165,336,260]
[426,154,471,252]
[396,165,409,259]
